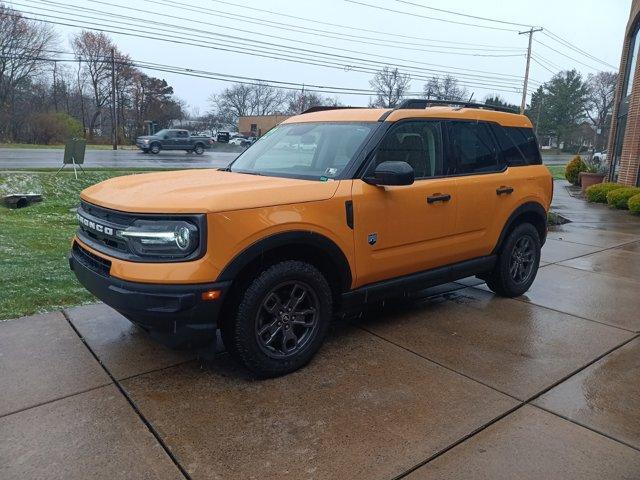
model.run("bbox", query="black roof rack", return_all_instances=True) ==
[301,105,363,114]
[397,99,518,114]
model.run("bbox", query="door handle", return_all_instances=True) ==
[496,186,514,195]
[427,193,451,204]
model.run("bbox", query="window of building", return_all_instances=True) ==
[447,121,501,174]
[625,25,640,98]
[251,123,258,132]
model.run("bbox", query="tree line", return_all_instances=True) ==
[0,3,184,144]
[0,1,618,149]
[367,66,617,152]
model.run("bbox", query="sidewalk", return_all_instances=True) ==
[1,181,639,479]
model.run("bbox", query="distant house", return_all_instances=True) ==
[238,114,291,137]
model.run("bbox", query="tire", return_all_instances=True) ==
[194,144,205,155]
[485,223,541,297]
[150,143,161,154]
[222,260,332,377]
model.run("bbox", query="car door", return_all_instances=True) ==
[163,130,178,150]
[175,130,190,149]
[446,120,514,259]
[352,120,458,287]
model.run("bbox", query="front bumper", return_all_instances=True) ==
[69,242,230,347]
[135,141,150,150]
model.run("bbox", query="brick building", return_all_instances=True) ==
[608,0,640,186]
[238,114,290,137]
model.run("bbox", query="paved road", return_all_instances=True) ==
[1,147,573,170]
[0,148,241,169]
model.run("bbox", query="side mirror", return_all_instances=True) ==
[364,161,414,186]
[164,135,169,140]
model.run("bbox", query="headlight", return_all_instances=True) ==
[142,139,150,144]
[118,220,199,258]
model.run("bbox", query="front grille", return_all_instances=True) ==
[73,242,112,277]
[76,201,132,255]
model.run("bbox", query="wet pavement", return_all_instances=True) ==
[1,180,640,479]
[0,147,240,169]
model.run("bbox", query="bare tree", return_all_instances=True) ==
[423,75,468,102]
[369,66,411,108]
[585,71,618,151]
[72,31,115,137]
[0,3,56,140]
[285,89,341,114]
[210,82,288,123]
[209,83,253,124]
[251,82,286,116]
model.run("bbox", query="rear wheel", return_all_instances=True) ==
[485,223,541,297]
[150,143,161,154]
[194,144,205,155]
[221,260,332,377]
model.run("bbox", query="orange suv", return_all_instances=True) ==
[70,100,552,377]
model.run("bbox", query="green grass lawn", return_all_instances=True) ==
[0,170,155,320]
[547,165,565,180]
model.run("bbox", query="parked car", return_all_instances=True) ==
[229,136,252,146]
[70,101,552,377]
[135,129,213,155]
[216,131,230,143]
[592,149,608,164]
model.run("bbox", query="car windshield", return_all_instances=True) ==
[154,129,169,137]
[230,122,377,180]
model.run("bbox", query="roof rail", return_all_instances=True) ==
[397,99,518,114]
[301,105,363,114]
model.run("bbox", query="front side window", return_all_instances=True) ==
[230,122,377,180]
[369,120,445,178]
[447,121,501,174]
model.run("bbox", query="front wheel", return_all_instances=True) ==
[194,144,205,155]
[150,143,161,154]
[485,223,541,297]
[222,260,332,377]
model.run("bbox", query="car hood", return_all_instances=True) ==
[80,169,341,213]
[136,135,155,140]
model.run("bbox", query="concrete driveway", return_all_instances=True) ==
[2,181,640,479]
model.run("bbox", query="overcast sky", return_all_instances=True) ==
[13,0,630,114]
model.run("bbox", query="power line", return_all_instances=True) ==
[15,2,537,91]
[530,56,556,75]
[543,30,616,69]
[344,0,520,32]
[352,0,616,72]
[81,0,522,59]
[394,0,537,28]
[151,0,523,53]
[205,0,522,49]
[534,39,602,71]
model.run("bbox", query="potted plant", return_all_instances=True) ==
[579,156,607,192]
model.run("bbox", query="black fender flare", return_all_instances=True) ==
[217,231,353,291]
[493,202,548,254]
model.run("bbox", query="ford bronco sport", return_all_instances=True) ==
[70,100,552,377]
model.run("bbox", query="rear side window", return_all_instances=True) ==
[447,121,501,174]
[493,126,542,166]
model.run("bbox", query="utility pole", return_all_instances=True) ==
[111,48,118,151]
[519,27,543,114]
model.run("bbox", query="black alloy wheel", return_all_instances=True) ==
[255,281,320,359]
